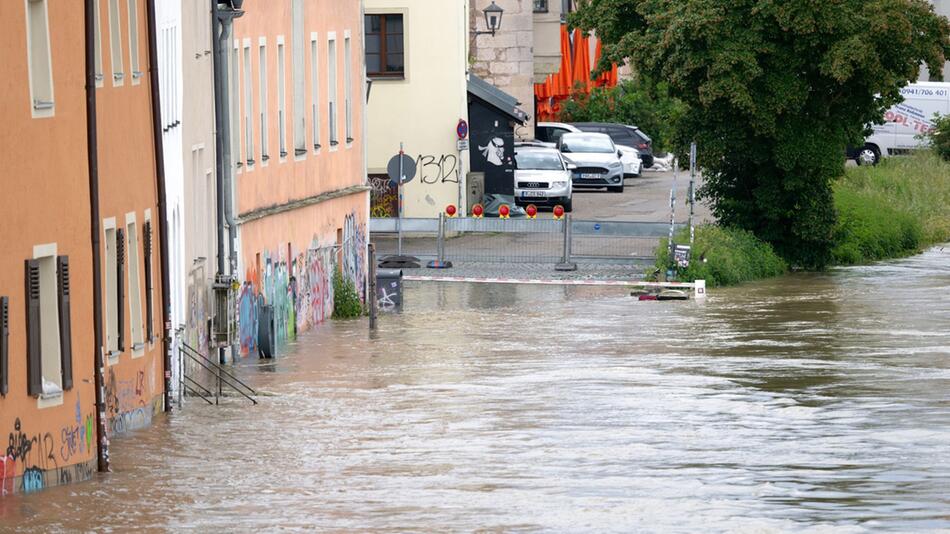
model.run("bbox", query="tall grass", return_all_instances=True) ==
[833,151,950,264]
[655,225,788,287]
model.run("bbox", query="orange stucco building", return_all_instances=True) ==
[230,0,369,355]
[0,0,167,495]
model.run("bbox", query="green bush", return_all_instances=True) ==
[655,225,788,287]
[332,271,363,319]
[927,114,950,163]
[831,188,922,264]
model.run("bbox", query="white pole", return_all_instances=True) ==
[689,142,696,245]
[668,158,678,258]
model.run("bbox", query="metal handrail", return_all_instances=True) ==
[179,342,258,405]
[182,376,215,405]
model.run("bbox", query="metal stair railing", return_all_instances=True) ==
[178,342,258,405]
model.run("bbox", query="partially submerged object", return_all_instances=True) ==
[657,289,689,301]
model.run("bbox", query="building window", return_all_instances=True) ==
[104,224,119,357]
[328,35,338,146]
[127,0,141,82]
[292,0,306,156]
[143,217,154,343]
[534,0,548,12]
[259,39,269,161]
[25,0,55,116]
[310,34,321,151]
[25,245,73,400]
[344,33,353,144]
[278,39,287,158]
[108,0,124,85]
[126,216,144,354]
[231,41,241,171]
[364,14,403,78]
[244,42,254,166]
[94,0,103,86]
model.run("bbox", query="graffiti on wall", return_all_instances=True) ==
[236,212,367,357]
[370,175,398,218]
[416,154,459,185]
[103,367,162,436]
[2,394,98,496]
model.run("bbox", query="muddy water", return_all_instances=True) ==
[2,248,949,533]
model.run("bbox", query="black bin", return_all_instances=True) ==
[376,268,403,312]
[258,304,275,358]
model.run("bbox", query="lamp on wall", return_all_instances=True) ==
[474,1,504,36]
[227,0,245,11]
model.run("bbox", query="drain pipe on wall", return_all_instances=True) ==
[145,0,173,412]
[84,0,110,473]
[211,1,243,363]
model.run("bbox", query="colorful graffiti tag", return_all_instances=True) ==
[237,213,367,357]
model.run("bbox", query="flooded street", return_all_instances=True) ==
[3,248,949,533]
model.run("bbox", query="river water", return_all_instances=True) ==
[2,248,949,533]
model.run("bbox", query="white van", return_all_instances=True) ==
[850,82,950,165]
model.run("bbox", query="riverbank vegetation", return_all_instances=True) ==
[657,151,950,285]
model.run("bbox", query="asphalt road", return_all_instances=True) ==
[571,169,714,223]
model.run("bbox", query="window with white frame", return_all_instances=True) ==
[344,33,353,143]
[26,0,55,116]
[292,0,306,155]
[231,42,241,170]
[328,35,338,146]
[109,0,124,84]
[24,244,73,401]
[104,223,119,357]
[126,215,144,353]
[127,0,141,82]
[94,0,103,85]
[244,42,254,166]
[259,39,269,161]
[278,39,287,158]
[310,34,320,151]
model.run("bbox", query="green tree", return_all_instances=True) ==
[571,0,950,268]
[558,78,686,153]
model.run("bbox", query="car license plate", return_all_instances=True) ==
[580,173,601,179]
[521,191,545,198]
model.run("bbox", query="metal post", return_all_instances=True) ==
[689,142,696,245]
[669,158,679,255]
[437,211,446,264]
[397,142,404,256]
[368,243,378,330]
[555,214,577,271]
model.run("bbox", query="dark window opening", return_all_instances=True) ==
[365,14,404,78]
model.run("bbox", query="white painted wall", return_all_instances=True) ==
[365,0,471,218]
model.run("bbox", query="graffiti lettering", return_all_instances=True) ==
[416,154,459,185]
[21,467,44,493]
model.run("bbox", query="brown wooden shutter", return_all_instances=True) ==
[57,256,73,390]
[116,228,125,352]
[143,221,153,341]
[1,296,8,396]
[24,260,42,397]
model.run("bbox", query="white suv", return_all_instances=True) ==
[513,144,574,212]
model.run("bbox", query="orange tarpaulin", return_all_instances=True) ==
[571,29,592,94]
[534,24,618,122]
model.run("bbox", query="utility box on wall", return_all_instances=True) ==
[466,172,485,214]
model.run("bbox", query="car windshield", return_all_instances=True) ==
[515,150,563,170]
[560,135,613,153]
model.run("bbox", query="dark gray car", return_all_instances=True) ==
[570,122,654,168]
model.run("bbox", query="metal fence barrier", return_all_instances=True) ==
[370,216,683,265]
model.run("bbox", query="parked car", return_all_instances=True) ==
[569,122,655,168]
[847,82,950,165]
[557,132,626,193]
[513,144,574,211]
[537,122,641,177]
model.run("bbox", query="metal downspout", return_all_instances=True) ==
[145,0,173,412]
[84,0,110,472]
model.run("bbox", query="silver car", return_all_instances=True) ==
[557,132,626,193]
[513,145,574,212]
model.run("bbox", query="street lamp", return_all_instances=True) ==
[474,1,504,36]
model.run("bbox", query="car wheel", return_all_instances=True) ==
[856,145,880,166]
[563,197,573,212]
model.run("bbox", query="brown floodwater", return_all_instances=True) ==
[2,247,949,533]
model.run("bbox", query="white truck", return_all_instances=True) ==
[849,81,950,165]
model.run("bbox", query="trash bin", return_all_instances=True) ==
[376,268,403,312]
[258,304,275,358]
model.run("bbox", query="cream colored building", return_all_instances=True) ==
[366,0,471,218]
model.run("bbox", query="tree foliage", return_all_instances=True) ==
[557,79,686,153]
[571,0,950,268]
[927,114,950,162]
